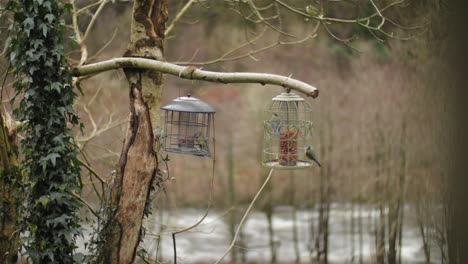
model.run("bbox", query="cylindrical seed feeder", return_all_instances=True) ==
[262,92,314,169]
[161,94,215,157]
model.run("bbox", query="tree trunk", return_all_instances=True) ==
[315,135,325,263]
[261,165,276,263]
[227,139,238,263]
[290,172,300,263]
[97,0,167,263]
[416,195,431,264]
[396,121,407,264]
[350,202,355,263]
[266,187,277,263]
[358,202,363,264]
[388,200,398,264]
[316,119,331,264]
[374,116,385,264]
[0,112,20,263]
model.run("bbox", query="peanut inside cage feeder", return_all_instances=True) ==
[160,94,215,157]
[262,92,314,169]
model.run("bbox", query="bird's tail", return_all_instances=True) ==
[274,122,282,136]
[274,126,281,136]
[314,159,321,167]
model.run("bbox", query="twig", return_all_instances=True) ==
[76,0,105,15]
[173,23,319,66]
[77,158,108,187]
[82,0,109,44]
[88,27,119,62]
[70,192,99,217]
[165,0,197,36]
[213,169,275,264]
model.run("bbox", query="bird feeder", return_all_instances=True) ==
[262,92,314,169]
[160,94,215,156]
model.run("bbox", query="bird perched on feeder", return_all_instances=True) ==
[154,126,165,140]
[194,132,206,150]
[270,113,282,136]
[154,126,165,151]
[304,145,321,167]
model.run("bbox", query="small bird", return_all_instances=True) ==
[154,126,165,140]
[154,126,165,151]
[270,113,282,136]
[304,145,321,167]
[194,132,206,150]
[305,4,319,16]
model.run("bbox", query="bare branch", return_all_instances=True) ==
[173,31,318,65]
[321,21,360,52]
[82,0,109,44]
[77,158,108,187]
[213,169,275,264]
[70,192,99,217]
[88,27,119,62]
[165,0,198,36]
[247,0,296,38]
[76,0,105,15]
[273,0,404,24]
[73,58,319,98]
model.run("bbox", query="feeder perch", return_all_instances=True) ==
[161,94,215,156]
[262,92,314,169]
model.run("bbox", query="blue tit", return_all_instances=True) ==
[270,113,282,136]
[154,126,165,140]
[304,145,321,167]
[194,132,206,149]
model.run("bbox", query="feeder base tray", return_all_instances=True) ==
[262,160,313,170]
[164,147,210,157]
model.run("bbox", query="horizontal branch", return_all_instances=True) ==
[72,58,319,98]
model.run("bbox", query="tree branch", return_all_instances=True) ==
[165,0,197,36]
[72,58,319,98]
[213,169,275,264]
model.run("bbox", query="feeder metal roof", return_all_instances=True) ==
[272,92,304,102]
[161,95,215,113]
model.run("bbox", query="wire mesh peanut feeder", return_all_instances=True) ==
[160,94,215,157]
[262,92,314,169]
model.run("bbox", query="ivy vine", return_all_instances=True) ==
[7,0,83,262]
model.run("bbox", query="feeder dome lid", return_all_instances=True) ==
[161,94,215,113]
[272,92,304,102]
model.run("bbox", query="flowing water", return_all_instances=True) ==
[79,204,438,263]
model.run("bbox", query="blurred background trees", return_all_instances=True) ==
[0,0,463,263]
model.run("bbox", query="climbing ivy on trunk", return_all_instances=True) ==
[7,0,82,262]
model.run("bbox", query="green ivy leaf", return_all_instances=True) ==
[23,17,34,29]
[41,24,48,37]
[36,195,50,206]
[45,153,60,166]
[8,0,84,261]
[44,14,55,23]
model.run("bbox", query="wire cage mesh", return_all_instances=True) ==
[160,94,215,157]
[262,92,314,169]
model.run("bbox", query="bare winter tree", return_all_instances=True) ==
[0,0,418,262]
[71,0,414,262]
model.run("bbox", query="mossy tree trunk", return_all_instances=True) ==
[0,112,21,263]
[97,0,167,263]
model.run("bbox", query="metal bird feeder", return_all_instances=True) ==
[160,94,215,157]
[262,92,314,169]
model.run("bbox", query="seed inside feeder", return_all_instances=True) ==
[279,127,298,166]
[178,135,195,148]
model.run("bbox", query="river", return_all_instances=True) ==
[112,204,438,263]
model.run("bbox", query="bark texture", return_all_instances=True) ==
[98,0,167,263]
[0,112,20,263]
